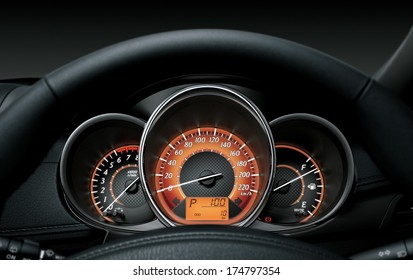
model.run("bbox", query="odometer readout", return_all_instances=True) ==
[186,197,229,220]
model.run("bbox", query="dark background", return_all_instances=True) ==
[0,3,412,79]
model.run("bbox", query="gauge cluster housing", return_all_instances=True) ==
[59,82,355,235]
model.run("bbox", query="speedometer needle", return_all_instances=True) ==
[157,173,223,193]
[273,168,317,192]
[102,176,140,214]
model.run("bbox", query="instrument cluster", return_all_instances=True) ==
[59,84,354,233]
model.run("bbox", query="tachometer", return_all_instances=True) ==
[90,145,143,224]
[60,113,156,232]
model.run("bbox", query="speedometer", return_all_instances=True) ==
[154,127,259,225]
[139,85,275,226]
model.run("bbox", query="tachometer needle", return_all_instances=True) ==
[273,168,317,192]
[102,176,140,214]
[157,173,223,193]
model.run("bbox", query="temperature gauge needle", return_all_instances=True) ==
[273,168,317,192]
[157,173,223,193]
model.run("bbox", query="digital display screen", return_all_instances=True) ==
[186,197,229,221]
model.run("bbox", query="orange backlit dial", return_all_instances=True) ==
[90,145,144,224]
[154,127,261,225]
[258,145,325,224]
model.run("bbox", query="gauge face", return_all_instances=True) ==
[253,113,354,231]
[259,145,324,224]
[90,145,149,224]
[154,127,260,225]
[60,113,156,232]
[140,85,275,227]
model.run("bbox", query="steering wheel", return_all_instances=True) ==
[1,29,412,259]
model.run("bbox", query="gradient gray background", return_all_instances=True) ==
[1,3,412,79]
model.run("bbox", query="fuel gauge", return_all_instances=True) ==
[255,113,354,230]
[259,145,324,224]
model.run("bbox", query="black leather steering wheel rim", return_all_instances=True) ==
[69,226,343,260]
[1,29,413,259]
[44,29,368,105]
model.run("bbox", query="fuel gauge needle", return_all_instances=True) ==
[273,168,317,192]
[102,176,140,214]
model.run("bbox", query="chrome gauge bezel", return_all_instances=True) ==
[251,113,355,232]
[59,113,161,232]
[139,84,276,227]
